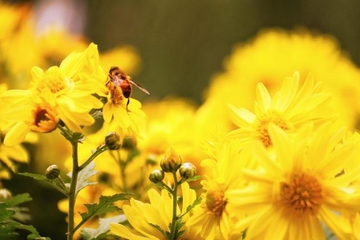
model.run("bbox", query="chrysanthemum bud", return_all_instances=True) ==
[179,162,197,179]
[146,154,158,166]
[160,147,182,172]
[45,164,60,179]
[122,137,137,150]
[149,169,165,183]
[0,188,12,201]
[105,132,121,150]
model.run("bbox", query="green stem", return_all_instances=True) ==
[169,172,179,240]
[67,141,80,240]
[79,144,108,171]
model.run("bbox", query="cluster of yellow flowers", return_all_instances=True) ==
[2,2,360,239]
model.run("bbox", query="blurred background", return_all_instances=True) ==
[2,0,360,239]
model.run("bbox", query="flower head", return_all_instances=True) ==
[186,140,254,239]
[110,182,202,240]
[227,123,360,239]
[0,43,106,145]
[228,72,333,148]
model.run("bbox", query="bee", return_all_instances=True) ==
[107,66,150,110]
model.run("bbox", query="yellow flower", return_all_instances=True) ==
[110,182,202,240]
[227,72,333,148]
[199,29,360,137]
[99,45,141,76]
[227,123,360,239]
[0,133,29,179]
[186,140,254,239]
[1,43,106,145]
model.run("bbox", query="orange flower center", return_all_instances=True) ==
[205,188,227,216]
[30,105,59,133]
[280,172,323,216]
[257,111,288,147]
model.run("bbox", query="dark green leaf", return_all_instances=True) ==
[79,193,131,222]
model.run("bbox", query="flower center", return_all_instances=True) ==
[257,111,288,147]
[205,188,227,216]
[33,67,71,95]
[107,81,125,105]
[30,105,59,133]
[280,172,323,216]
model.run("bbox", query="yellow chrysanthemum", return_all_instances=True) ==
[100,45,141,76]
[1,43,106,145]
[110,182,202,240]
[186,140,254,239]
[227,72,333,148]
[137,98,207,177]
[0,134,29,179]
[227,123,360,239]
[0,83,29,178]
[198,29,360,138]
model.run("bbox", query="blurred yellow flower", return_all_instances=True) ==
[100,45,141,76]
[186,140,254,239]
[110,182,202,240]
[227,72,333,148]
[199,28,360,138]
[137,98,207,177]
[227,123,360,239]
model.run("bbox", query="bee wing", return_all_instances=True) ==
[130,80,150,95]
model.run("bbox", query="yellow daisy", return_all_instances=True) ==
[227,72,333,148]
[198,28,360,139]
[186,139,254,239]
[227,123,360,239]
[1,43,106,145]
[0,133,29,179]
[110,182,202,240]
[102,72,147,139]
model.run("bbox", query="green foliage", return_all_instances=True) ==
[18,172,69,197]
[71,193,131,235]
[0,193,50,240]
[80,214,126,240]
[80,194,130,220]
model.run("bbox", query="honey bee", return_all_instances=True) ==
[106,66,150,110]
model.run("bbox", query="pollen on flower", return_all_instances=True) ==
[34,73,68,94]
[256,111,289,147]
[280,172,323,217]
[107,81,125,105]
[205,186,227,216]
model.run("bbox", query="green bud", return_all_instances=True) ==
[160,147,182,172]
[105,132,121,150]
[45,164,60,179]
[122,137,137,150]
[179,162,197,179]
[149,169,165,183]
[146,154,158,166]
[0,188,12,201]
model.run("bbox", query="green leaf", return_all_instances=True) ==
[73,193,131,234]
[80,194,130,220]
[68,161,97,195]
[0,194,50,240]
[18,172,69,196]
[0,220,50,240]
[80,214,127,240]
[4,193,32,207]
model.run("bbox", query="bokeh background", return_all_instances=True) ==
[2,0,360,239]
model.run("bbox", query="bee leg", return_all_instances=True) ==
[126,98,130,112]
